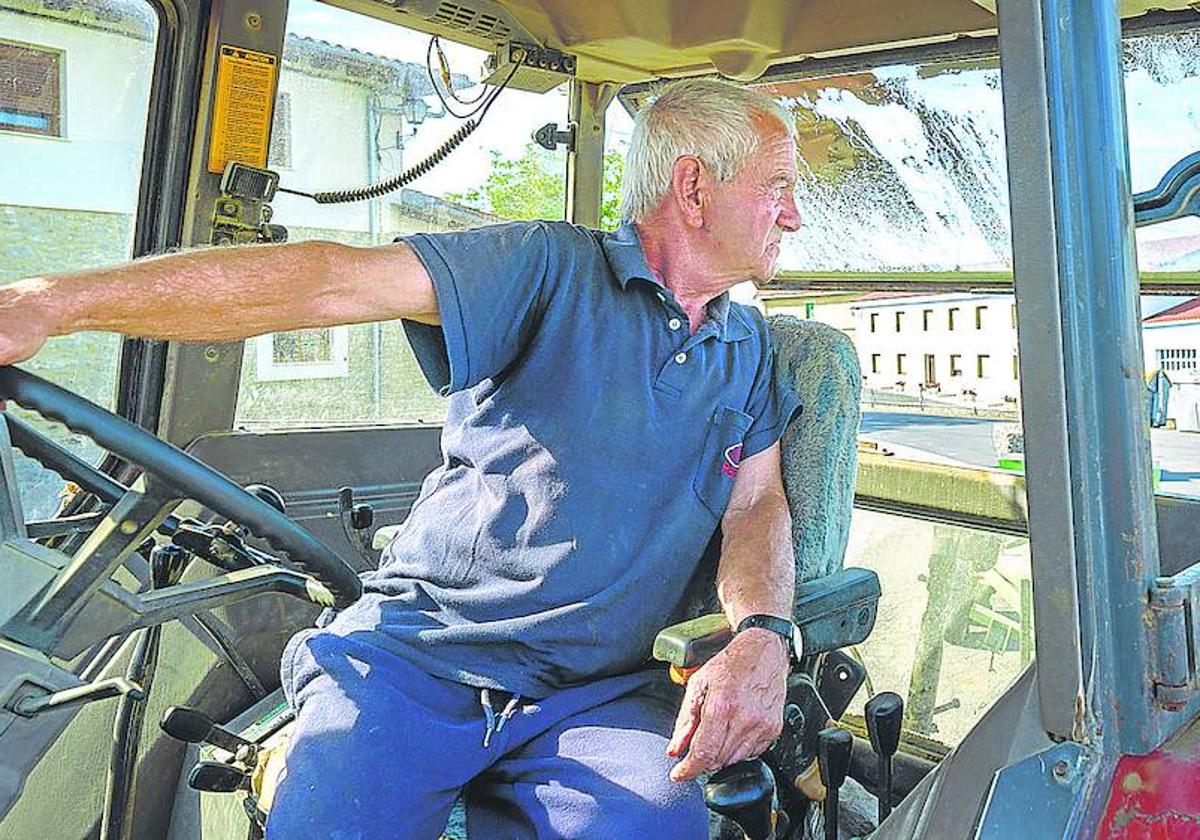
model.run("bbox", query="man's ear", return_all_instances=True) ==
[670,156,705,228]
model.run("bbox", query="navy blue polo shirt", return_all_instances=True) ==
[328,221,801,698]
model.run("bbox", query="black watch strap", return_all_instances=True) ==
[735,614,800,660]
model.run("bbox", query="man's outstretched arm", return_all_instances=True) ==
[0,240,439,366]
[667,441,794,782]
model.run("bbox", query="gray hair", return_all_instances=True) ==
[620,78,795,223]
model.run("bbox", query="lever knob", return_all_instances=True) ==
[161,705,253,756]
[817,727,853,840]
[188,760,248,793]
[704,759,776,840]
[865,691,904,824]
[817,727,853,790]
[865,692,903,758]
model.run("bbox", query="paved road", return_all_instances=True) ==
[861,411,1200,496]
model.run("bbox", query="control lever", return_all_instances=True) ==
[188,760,248,793]
[8,676,143,717]
[161,705,256,762]
[817,727,852,840]
[865,691,904,824]
[704,760,776,840]
[338,487,375,561]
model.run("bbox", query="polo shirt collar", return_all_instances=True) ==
[602,223,752,343]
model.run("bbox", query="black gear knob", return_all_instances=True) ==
[161,705,253,756]
[865,692,903,758]
[188,760,248,793]
[865,691,904,824]
[703,759,776,840]
[817,727,853,840]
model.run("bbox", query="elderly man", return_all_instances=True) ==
[0,78,802,837]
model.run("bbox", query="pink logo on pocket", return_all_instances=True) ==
[722,443,743,479]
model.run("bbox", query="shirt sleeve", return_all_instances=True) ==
[741,326,804,459]
[400,221,552,395]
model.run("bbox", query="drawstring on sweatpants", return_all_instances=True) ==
[480,688,522,748]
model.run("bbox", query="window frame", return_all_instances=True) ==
[0,38,66,139]
[255,326,350,382]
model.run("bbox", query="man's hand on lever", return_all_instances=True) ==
[667,626,789,781]
[668,441,796,782]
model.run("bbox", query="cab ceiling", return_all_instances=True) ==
[322,0,1200,84]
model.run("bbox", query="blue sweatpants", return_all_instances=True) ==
[265,629,708,839]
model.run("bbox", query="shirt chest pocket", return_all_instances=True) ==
[692,405,754,520]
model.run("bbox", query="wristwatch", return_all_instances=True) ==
[735,614,802,662]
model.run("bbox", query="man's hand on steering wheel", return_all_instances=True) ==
[0,280,54,370]
[666,627,789,782]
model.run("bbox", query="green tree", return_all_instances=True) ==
[449,143,626,230]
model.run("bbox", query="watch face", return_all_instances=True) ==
[792,625,803,660]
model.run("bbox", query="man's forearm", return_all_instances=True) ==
[716,491,795,631]
[5,239,438,349]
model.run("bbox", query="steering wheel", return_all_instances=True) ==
[0,366,362,608]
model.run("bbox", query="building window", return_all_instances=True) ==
[895,311,904,332]
[1013,354,1020,380]
[897,354,907,375]
[268,90,292,169]
[871,354,880,374]
[923,309,933,331]
[950,354,963,377]
[975,305,987,329]
[977,354,990,378]
[869,313,878,333]
[1156,348,1198,372]
[0,41,63,137]
[256,327,349,381]
[948,307,959,330]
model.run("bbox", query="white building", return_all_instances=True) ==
[1143,298,1200,431]
[852,293,1020,405]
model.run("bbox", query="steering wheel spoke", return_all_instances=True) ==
[0,366,361,659]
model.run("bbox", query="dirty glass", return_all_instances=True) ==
[0,0,158,519]
[844,509,1032,749]
[1126,31,1200,499]
[234,0,568,428]
[752,29,1200,499]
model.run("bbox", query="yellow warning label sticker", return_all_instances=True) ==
[207,45,278,174]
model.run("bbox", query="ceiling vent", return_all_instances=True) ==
[431,1,510,41]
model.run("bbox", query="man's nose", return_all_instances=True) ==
[778,191,801,232]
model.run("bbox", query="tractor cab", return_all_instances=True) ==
[2,0,1200,837]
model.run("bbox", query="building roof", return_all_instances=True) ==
[0,2,470,93]
[393,188,501,227]
[0,0,155,39]
[285,35,470,94]
[1144,296,1200,326]
[1138,234,1200,271]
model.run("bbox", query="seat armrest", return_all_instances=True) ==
[653,567,881,669]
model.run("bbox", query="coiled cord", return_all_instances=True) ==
[295,119,479,205]
[277,39,523,206]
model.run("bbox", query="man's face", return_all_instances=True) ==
[704,115,801,284]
